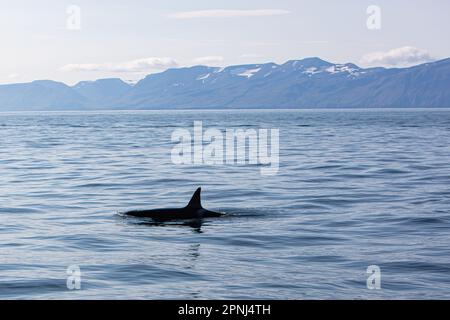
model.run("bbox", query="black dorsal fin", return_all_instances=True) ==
[186,187,202,209]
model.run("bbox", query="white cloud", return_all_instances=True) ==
[194,56,224,65]
[361,46,434,67]
[61,64,103,72]
[169,9,290,19]
[61,57,179,73]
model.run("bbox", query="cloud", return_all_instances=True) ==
[61,63,104,72]
[61,57,179,73]
[169,9,290,19]
[361,46,434,67]
[194,56,224,65]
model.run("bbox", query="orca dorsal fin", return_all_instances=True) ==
[186,187,202,209]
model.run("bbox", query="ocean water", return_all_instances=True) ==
[0,109,449,300]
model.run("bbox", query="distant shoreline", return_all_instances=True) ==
[1,58,449,111]
[1,107,450,115]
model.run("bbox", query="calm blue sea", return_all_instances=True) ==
[0,109,449,299]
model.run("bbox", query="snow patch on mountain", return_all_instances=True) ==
[124,79,138,86]
[214,67,225,73]
[326,64,361,76]
[237,67,261,78]
[197,73,211,81]
[303,67,320,75]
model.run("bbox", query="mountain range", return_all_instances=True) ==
[1,57,449,110]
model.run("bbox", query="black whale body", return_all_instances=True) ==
[124,188,223,221]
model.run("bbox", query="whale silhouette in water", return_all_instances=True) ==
[124,188,224,221]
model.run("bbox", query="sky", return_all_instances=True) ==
[1,0,449,85]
